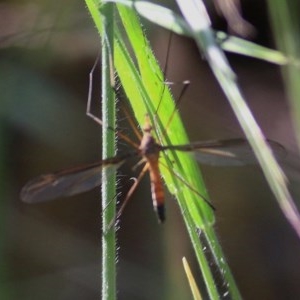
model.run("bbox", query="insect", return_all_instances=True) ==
[20,109,286,223]
[20,34,286,224]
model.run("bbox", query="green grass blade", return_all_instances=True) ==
[116,3,232,299]
[110,1,300,241]
[112,19,221,297]
[175,0,300,239]
[114,4,215,227]
[101,6,117,300]
[84,1,117,299]
[266,1,300,148]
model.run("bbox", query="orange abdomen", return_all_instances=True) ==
[148,157,165,222]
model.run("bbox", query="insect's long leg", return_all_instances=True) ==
[107,163,149,230]
[159,161,215,210]
[154,81,190,192]
[87,55,101,125]
[87,56,140,149]
[121,105,142,141]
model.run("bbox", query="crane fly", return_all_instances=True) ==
[20,112,286,223]
[20,32,286,223]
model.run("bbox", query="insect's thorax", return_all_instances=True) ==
[138,114,161,159]
[139,132,160,159]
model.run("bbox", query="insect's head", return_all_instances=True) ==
[142,113,153,134]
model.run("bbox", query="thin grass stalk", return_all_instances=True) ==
[266,1,300,149]
[100,3,117,300]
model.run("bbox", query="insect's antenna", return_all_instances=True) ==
[162,31,174,86]
[152,31,190,143]
[87,55,140,149]
[106,163,149,232]
[155,31,174,114]
[159,80,190,142]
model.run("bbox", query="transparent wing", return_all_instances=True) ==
[162,138,286,166]
[21,157,126,204]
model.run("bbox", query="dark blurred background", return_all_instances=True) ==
[1,0,300,299]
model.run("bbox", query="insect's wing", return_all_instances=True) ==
[165,139,286,166]
[21,159,125,203]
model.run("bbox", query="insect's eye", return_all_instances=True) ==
[143,125,152,133]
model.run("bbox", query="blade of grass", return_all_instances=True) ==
[84,1,116,299]
[116,4,214,226]
[266,1,300,148]
[182,257,203,300]
[113,26,219,299]
[101,8,117,300]
[113,11,222,299]
[176,0,300,239]
[216,32,290,65]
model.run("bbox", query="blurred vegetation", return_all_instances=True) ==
[1,0,300,299]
